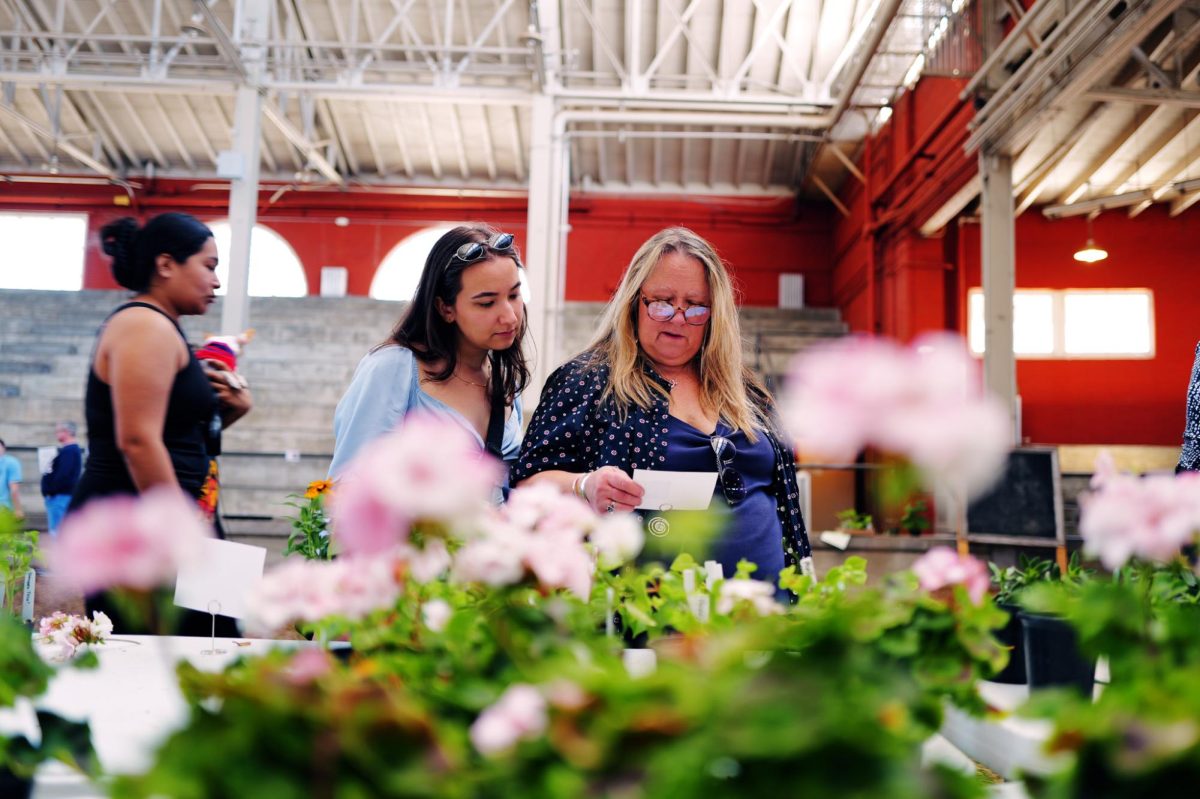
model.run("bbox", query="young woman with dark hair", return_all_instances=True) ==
[70,212,252,634]
[330,224,528,481]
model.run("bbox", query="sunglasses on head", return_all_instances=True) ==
[453,232,515,264]
[640,296,711,326]
[710,435,746,506]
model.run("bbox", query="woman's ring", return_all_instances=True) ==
[605,501,616,514]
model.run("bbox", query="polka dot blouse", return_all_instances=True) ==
[512,355,813,565]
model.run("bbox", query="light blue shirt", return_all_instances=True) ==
[330,345,523,478]
[0,454,22,510]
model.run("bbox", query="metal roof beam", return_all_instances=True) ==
[0,99,113,176]
[261,101,343,184]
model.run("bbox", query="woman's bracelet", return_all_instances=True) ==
[574,471,593,502]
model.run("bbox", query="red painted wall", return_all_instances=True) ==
[958,209,1200,447]
[0,181,833,306]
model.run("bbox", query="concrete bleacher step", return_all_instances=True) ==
[1,288,846,522]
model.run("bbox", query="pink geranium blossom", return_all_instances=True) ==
[330,413,503,556]
[1079,454,1200,569]
[244,555,401,634]
[36,610,112,660]
[46,487,213,594]
[912,547,990,605]
[470,683,548,756]
[781,333,1011,498]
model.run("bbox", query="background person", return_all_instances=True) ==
[69,213,252,634]
[330,224,528,485]
[0,437,23,520]
[512,227,813,585]
[41,421,83,535]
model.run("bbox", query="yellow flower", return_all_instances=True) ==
[304,479,334,499]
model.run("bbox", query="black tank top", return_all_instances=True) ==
[70,302,218,507]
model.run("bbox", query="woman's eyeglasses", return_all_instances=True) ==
[640,297,711,325]
[710,435,746,506]
[453,232,515,264]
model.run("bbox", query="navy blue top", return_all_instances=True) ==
[42,442,82,496]
[512,355,812,572]
[652,417,786,584]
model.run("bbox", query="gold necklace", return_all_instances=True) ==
[451,370,489,388]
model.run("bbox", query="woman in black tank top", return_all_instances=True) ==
[69,213,253,636]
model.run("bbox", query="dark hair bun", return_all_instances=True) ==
[99,217,142,290]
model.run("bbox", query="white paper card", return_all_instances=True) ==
[174,538,266,619]
[632,469,717,511]
[819,531,852,551]
[37,446,57,475]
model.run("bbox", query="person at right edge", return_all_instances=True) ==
[1178,340,1200,473]
[69,213,252,636]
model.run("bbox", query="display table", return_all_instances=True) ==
[940,660,1109,795]
[0,635,318,799]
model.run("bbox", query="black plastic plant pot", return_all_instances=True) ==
[0,766,33,799]
[1019,611,1096,698]
[990,603,1027,684]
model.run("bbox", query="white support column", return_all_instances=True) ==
[524,93,567,402]
[979,149,1019,443]
[220,0,271,336]
[522,0,566,403]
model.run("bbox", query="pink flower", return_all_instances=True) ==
[523,534,594,599]
[1079,456,1200,569]
[244,556,401,634]
[781,333,1011,498]
[399,537,452,583]
[452,527,529,587]
[330,413,502,556]
[46,488,213,594]
[470,683,548,756]
[912,546,990,604]
[285,648,333,685]
[36,611,112,660]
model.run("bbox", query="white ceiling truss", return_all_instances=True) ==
[929,0,1200,230]
[0,0,973,197]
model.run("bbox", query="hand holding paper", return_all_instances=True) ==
[632,469,718,511]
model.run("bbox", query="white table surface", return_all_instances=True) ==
[0,635,319,799]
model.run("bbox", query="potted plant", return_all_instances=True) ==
[1018,554,1097,697]
[1,511,38,619]
[987,554,1061,684]
[898,499,931,537]
[836,508,875,535]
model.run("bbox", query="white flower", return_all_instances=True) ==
[421,599,452,633]
[589,513,644,570]
[716,579,784,616]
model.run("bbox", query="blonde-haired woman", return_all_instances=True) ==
[512,227,813,584]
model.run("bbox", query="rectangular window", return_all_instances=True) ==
[0,212,87,291]
[968,288,1154,359]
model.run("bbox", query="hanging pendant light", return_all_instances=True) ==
[1073,213,1108,263]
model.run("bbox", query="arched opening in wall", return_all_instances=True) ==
[0,212,86,290]
[371,225,457,302]
[207,221,307,297]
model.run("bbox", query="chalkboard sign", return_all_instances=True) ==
[967,447,1064,545]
